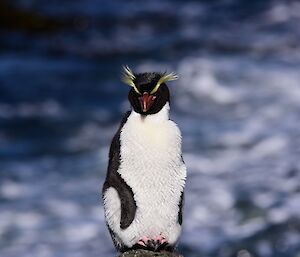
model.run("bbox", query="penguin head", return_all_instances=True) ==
[122,66,178,115]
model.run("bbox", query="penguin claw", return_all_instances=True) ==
[154,235,169,251]
[146,239,157,251]
[137,240,147,247]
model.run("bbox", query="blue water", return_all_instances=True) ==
[1,1,300,257]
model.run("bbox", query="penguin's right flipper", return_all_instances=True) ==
[103,175,137,230]
[103,185,136,252]
[103,111,137,230]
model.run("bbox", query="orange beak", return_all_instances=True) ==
[139,92,156,112]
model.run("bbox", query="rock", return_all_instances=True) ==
[118,249,183,257]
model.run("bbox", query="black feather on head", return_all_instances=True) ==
[121,66,178,115]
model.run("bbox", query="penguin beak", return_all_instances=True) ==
[139,92,156,112]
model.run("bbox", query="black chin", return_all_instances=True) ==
[128,84,170,115]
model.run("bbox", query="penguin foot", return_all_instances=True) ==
[154,235,174,252]
[134,235,173,252]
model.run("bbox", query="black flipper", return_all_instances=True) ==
[102,111,137,250]
[178,191,184,225]
[178,154,185,225]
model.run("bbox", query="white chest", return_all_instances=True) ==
[119,104,185,216]
[119,106,185,200]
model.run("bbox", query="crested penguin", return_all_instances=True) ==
[102,66,186,252]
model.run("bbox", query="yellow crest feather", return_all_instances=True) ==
[150,72,178,94]
[121,66,141,94]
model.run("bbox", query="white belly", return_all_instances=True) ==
[109,106,186,247]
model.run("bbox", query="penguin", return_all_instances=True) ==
[102,66,186,253]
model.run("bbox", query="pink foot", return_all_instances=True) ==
[136,235,171,252]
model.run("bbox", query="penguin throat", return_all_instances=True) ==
[132,102,170,123]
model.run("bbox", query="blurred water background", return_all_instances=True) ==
[1,0,300,257]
